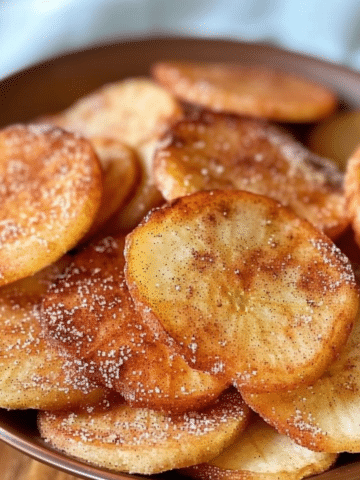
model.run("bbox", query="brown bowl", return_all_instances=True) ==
[1,36,360,480]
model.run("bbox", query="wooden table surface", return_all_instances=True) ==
[0,440,79,480]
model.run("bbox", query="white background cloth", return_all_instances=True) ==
[2,0,360,79]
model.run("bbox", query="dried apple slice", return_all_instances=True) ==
[0,257,105,410]
[182,415,337,480]
[125,190,358,392]
[308,111,360,170]
[48,77,183,148]
[153,112,348,239]
[41,235,228,413]
[106,137,164,233]
[0,124,102,286]
[38,388,250,475]
[83,136,139,240]
[152,61,337,123]
[344,144,360,248]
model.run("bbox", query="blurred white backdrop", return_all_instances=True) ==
[2,0,360,79]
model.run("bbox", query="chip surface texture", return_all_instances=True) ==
[152,61,338,123]
[0,124,102,285]
[182,415,337,480]
[38,388,250,475]
[153,112,347,239]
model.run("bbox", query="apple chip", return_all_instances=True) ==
[0,257,105,410]
[345,144,360,248]
[182,415,337,480]
[49,77,183,148]
[308,111,360,170]
[0,124,102,286]
[152,61,337,123]
[41,235,228,413]
[83,136,139,240]
[125,190,358,392]
[107,137,164,233]
[153,112,348,239]
[38,388,250,475]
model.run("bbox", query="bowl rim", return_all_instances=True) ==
[3,32,360,81]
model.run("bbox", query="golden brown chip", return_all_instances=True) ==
[0,124,102,286]
[125,190,358,392]
[153,112,348,239]
[83,136,139,240]
[49,77,183,148]
[337,234,360,279]
[241,302,360,453]
[41,235,228,413]
[308,111,360,170]
[0,257,105,410]
[152,61,338,123]
[38,388,250,475]
[182,415,337,480]
[106,137,164,233]
[344,144,360,248]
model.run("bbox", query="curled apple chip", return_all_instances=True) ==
[153,112,348,239]
[0,257,105,410]
[152,61,337,123]
[83,136,139,240]
[308,110,360,171]
[49,77,183,148]
[41,236,228,413]
[0,124,102,286]
[107,137,164,233]
[125,190,358,392]
[182,415,337,480]
[344,144,360,248]
[38,388,250,475]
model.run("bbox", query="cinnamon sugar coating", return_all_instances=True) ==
[40,235,228,413]
[153,112,348,239]
[182,415,337,480]
[0,257,105,410]
[0,124,102,286]
[38,388,250,475]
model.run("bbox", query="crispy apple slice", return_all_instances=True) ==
[152,61,337,123]
[125,190,358,392]
[182,415,337,480]
[38,388,250,475]
[344,144,360,249]
[308,111,360,170]
[83,136,139,240]
[153,112,347,239]
[0,257,105,410]
[48,77,183,148]
[107,137,164,233]
[0,124,102,286]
